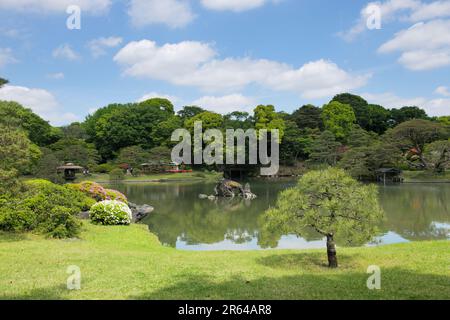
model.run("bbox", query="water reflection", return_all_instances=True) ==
[113,181,450,250]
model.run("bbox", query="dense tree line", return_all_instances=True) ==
[1,86,449,181]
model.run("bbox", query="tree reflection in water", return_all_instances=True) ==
[112,181,450,250]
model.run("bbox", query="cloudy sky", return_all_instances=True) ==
[0,0,449,125]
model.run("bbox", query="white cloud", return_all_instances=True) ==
[87,36,123,58]
[362,92,427,108]
[426,98,450,116]
[201,0,272,12]
[138,92,179,104]
[378,20,450,70]
[114,39,369,99]
[435,85,450,97]
[52,44,80,61]
[0,85,79,125]
[340,0,450,41]
[0,0,111,14]
[362,91,450,116]
[192,94,256,113]
[46,72,65,80]
[128,0,195,28]
[0,48,17,67]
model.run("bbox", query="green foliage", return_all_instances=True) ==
[390,106,429,126]
[389,119,448,169]
[33,147,63,183]
[116,145,148,168]
[363,104,391,134]
[49,138,100,169]
[92,163,116,173]
[0,124,36,194]
[185,111,224,131]
[90,200,132,225]
[423,140,450,173]
[109,168,125,181]
[86,99,176,159]
[339,143,403,180]
[0,179,93,238]
[260,168,384,248]
[321,101,356,140]
[177,106,206,120]
[332,93,368,127]
[148,146,172,163]
[308,131,342,165]
[254,105,285,141]
[0,101,61,146]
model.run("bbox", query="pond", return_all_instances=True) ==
[113,180,450,251]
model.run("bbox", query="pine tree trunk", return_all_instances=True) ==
[327,234,338,268]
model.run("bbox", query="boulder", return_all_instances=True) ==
[128,202,154,222]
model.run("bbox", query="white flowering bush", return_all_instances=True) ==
[90,200,132,225]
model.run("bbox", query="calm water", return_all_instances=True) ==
[113,180,450,251]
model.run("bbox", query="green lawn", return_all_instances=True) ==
[0,223,448,300]
[76,171,222,184]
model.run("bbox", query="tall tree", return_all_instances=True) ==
[290,104,323,130]
[332,93,368,128]
[321,101,356,140]
[260,168,384,268]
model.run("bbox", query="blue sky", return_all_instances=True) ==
[0,0,449,125]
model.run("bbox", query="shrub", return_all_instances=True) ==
[93,163,115,174]
[105,189,128,204]
[0,179,92,238]
[71,181,107,202]
[193,172,206,178]
[90,200,132,225]
[109,168,125,181]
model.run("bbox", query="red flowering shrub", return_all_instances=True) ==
[105,189,128,204]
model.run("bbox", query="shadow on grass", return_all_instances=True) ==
[0,232,29,243]
[130,267,450,300]
[1,284,68,300]
[256,252,363,271]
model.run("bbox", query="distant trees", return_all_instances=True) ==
[309,131,342,166]
[85,99,176,159]
[290,104,323,130]
[177,106,206,121]
[423,140,450,173]
[260,168,384,268]
[389,119,448,169]
[390,106,429,126]
[0,101,61,146]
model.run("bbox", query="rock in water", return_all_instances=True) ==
[214,179,257,199]
[128,202,154,222]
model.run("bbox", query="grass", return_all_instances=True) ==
[76,171,222,183]
[0,223,449,300]
[403,170,450,183]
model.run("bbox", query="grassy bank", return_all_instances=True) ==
[403,170,450,183]
[0,223,448,300]
[76,171,222,184]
